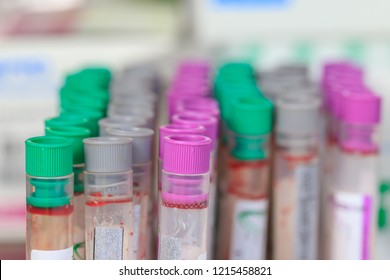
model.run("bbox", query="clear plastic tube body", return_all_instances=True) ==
[329,123,379,260]
[320,113,338,259]
[84,171,134,260]
[217,133,270,260]
[73,164,85,260]
[26,174,74,260]
[158,171,210,260]
[206,149,217,259]
[132,162,152,260]
[273,135,319,260]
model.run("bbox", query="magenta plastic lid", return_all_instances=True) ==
[323,61,363,77]
[179,97,220,117]
[172,111,219,147]
[340,92,381,124]
[163,135,212,174]
[328,83,367,118]
[178,60,210,74]
[169,82,210,96]
[168,93,205,120]
[159,124,206,159]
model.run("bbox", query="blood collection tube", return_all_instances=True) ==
[172,112,219,258]
[106,127,154,260]
[45,126,91,260]
[273,94,321,260]
[330,92,381,260]
[158,135,212,260]
[217,96,273,260]
[25,136,74,260]
[84,137,134,260]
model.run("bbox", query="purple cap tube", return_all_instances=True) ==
[172,111,219,149]
[159,124,206,160]
[339,92,381,152]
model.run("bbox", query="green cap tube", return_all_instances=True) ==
[228,96,273,160]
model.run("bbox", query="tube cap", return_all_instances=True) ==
[26,136,73,177]
[230,96,273,135]
[99,117,148,136]
[45,115,90,131]
[159,124,206,159]
[163,135,212,174]
[45,126,91,164]
[340,92,381,124]
[179,97,220,117]
[84,137,133,173]
[172,111,218,146]
[106,127,154,164]
[276,94,321,135]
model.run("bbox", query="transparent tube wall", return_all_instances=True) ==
[26,175,74,260]
[158,172,210,260]
[84,171,133,260]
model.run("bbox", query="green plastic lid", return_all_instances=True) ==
[219,84,261,121]
[227,96,273,160]
[229,96,273,135]
[45,126,91,164]
[81,67,112,83]
[60,109,104,136]
[215,74,258,101]
[65,67,112,89]
[61,94,108,112]
[25,136,73,177]
[45,115,90,131]
[218,62,254,77]
[60,86,109,103]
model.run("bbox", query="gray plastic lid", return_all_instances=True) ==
[108,105,154,120]
[99,117,148,136]
[84,137,132,172]
[276,94,321,135]
[106,127,154,164]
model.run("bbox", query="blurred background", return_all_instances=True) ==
[1,0,390,259]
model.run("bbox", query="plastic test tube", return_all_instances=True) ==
[217,96,273,260]
[321,80,365,259]
[84,137,134,260]
[106,127,154,260]
[25,136,74,260]
[45,126,91,260]
[158,135,212,260]
[172,112,219,258]
[330,92,381,260]
[157,124,206,257]
[272,94,321,260]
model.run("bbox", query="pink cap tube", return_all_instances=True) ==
[159,123,206,159]
[163,134,212,174]
[180,97,220,116]
[340,92,381,124]
[172,111,219,148]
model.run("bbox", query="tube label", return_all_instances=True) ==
[330,192,372,260]
[295,164,319,259]
[31,247,73,260]
[230,199,268,260]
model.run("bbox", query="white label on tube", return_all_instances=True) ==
[295,164,319,260]
[230,199,268,260]
[31,247,73,260]
[133,204,141,255]
[159,235,182,260]
[331,192,372,260]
